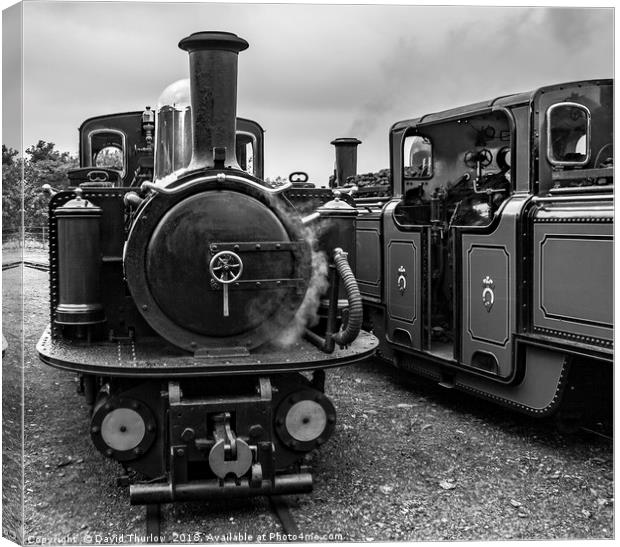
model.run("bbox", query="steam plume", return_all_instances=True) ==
[274,226,329,348]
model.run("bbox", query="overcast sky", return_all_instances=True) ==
[2,1,615,185]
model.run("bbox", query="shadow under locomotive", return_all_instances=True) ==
[37,31,377,527]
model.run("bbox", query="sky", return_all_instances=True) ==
[1,1,615,185]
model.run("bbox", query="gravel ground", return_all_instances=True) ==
[3,264,614,543]
[2,262,24,544]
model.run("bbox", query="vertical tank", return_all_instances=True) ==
[317,191,358,275]
[55,189,105,327]
[316,191,358,320]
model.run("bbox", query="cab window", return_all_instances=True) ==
[236,132,255,176]
[89,130,126,175]
[547,102,590,165]
[94,145,123,170]
[403,135,433,180]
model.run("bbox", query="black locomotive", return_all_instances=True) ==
[37,31,377,526]
[333,79,613,426]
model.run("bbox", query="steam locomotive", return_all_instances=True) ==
[335,79,613,425]
[36,31,377,525]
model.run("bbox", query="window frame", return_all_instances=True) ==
[87,128,127,177]
[235,130,258,177]
[546,101,591,167]
[402,132,434,183]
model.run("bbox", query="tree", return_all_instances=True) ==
[2,141,78,231]
[2,145,23,231]
[2,144,19,166]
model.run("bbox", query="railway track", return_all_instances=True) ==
[580,425,613,442]
[2,260,49,272]
[143,495,300,542]
[269,495,301,538]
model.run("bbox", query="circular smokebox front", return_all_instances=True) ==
[128,188,311,351]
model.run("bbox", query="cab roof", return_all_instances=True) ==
[391,79,612,132]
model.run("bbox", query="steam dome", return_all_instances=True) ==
[154,78,192,181]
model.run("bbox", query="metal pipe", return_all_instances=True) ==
[301,212,321,225]
[41,184,59,196]
[130,473,313,505]
[140,173,292,196]
[123,191,145,208]
[178,31,249,171]
[305,262,339,353]
[532,194,613,203]
[304,249,362,352]
[354,196,391,203]
[331,249,363,346]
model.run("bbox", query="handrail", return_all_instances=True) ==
[141,173,292,196]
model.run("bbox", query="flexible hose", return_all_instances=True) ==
[331,248,363,346]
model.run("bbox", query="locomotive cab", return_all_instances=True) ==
[354,79,612,422]
[390,107,516,362]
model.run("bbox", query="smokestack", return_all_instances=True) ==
[330,138,361,188]
[178,31,249,171]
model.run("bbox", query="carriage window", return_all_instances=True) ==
[547,103,590,165]
[94,145,124,171]
[403,135,433,179]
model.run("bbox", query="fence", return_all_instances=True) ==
[2,227,48,250]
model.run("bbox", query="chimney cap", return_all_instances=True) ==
[330,138,362,146]
[178,31,249,53]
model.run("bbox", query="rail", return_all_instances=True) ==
[2,260,49,272]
